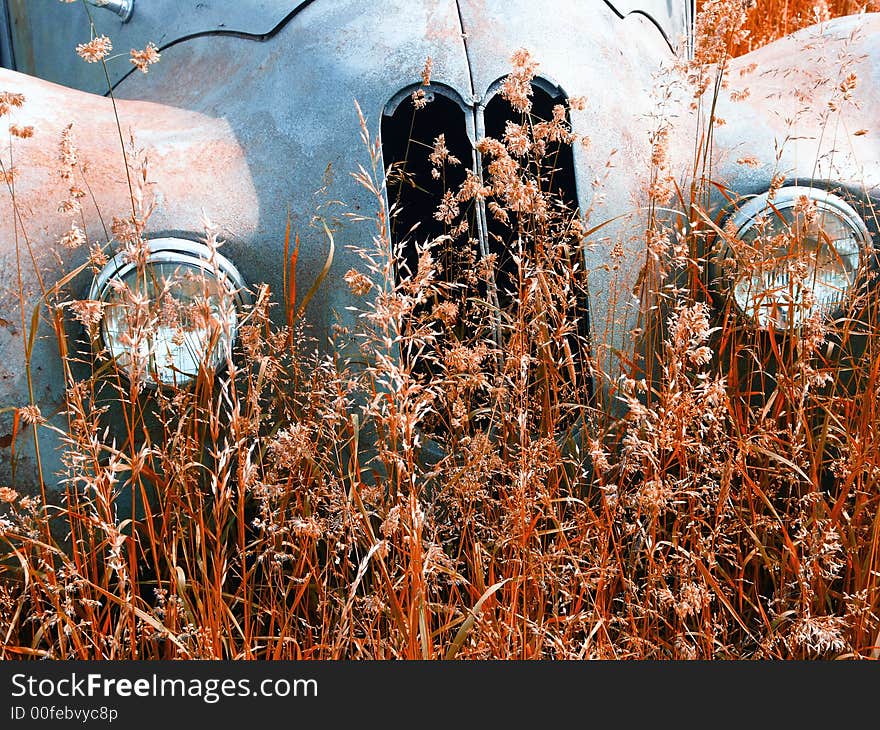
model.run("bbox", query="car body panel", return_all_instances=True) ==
[0,67,260,491]
[604,0,694,48]
[458,0,676,379]
[2,0,691,94]
[0,0,477,493]
[711,14,880,200]
[3,0,310,93]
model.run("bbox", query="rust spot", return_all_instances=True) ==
[0,433,12,448]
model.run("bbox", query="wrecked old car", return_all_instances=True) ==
[0,0,878,509]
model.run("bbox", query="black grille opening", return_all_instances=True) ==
[482,81,592,403]
[379,81,592,437]
[482,81,581,312]
[381,89,479,380]
[382,90,475,285]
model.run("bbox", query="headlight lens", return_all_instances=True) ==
[88,238,249,387]
[720,187,868,330]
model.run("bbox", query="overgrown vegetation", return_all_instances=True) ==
[0,0,878,659]
[731,0,879,54]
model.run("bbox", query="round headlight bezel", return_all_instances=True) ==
[88,237,250,388]
[716,186,871,331]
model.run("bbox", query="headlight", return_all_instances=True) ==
[719,186,869,330]
[88,237,249,387]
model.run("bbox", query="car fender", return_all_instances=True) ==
[711,14,880,204]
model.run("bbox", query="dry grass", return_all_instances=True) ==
[0,1,878,659]
[729,0,880,55]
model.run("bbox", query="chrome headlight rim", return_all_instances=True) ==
[717,185,870,331]
[88,236,251,387]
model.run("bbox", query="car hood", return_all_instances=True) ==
[5,0,689,93]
